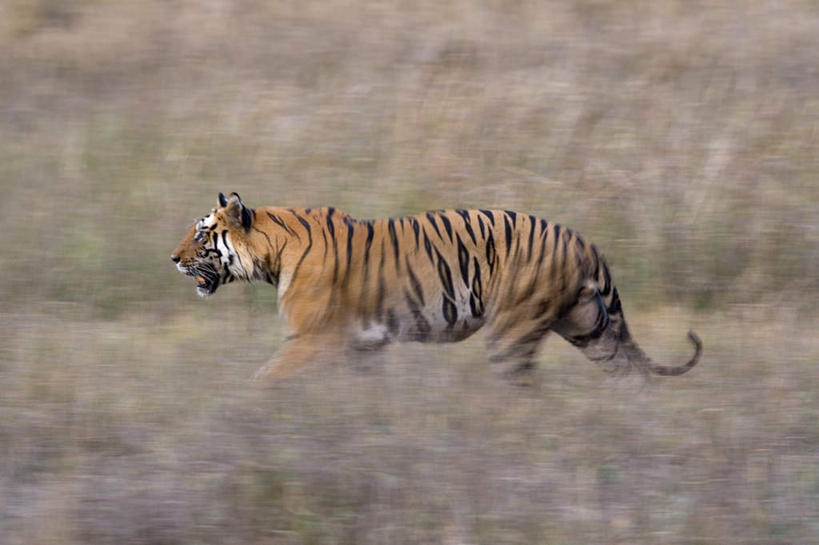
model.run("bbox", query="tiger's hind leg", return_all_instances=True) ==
[487,348,541,387]
[483,298,561,386]
[485,319,554,387]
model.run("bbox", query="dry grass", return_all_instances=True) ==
[2,303,818,544]
[2,0,819,543]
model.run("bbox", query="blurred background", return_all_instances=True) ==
[2,1,818,543]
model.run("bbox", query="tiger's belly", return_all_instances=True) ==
[351,299,485,347]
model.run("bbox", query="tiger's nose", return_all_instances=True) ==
[171,255,181,263]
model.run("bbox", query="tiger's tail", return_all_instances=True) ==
[565,245,702,377]
[620,323,702,377]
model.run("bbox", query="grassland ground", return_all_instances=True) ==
[2,301,817,544]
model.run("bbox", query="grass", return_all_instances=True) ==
[2,0,819,543]
[2,302,818,544]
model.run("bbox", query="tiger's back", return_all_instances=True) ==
[172,194,701,382]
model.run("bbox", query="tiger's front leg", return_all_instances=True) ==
[252,332,344,383]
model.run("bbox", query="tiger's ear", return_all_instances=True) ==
[224,192,252,230]
[218,192,228,207]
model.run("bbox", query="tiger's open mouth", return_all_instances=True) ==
[193,275,216,297]
[178,264,220,297]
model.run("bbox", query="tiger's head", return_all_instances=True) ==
[171,192,255,297]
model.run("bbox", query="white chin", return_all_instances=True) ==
[196,287,212,298]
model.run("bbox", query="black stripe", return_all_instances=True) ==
[479,209,495,226]
[435,248,455,299]
[320,227,327,259]
[442,298,458,327]
[504,210,517,227]
[456,235,470,286]
[600,262,611,296]
[469,256,484,317]
[290,212,313,284]
[410,217,420,247]
[485,231,497,275]
[534,231,549,273]
[252,226,274,250]
[321,206,339,284]
[607,287,621,314]
[294,211,311,233]
[439,212,453,241]
[406,259,425,306]
[345,220,355,279]
[423,230,435,265]
[364,222,375,267]
[375,242,386,321]
[426,212,443,240]
[504,215,513,257]
[591,244,600,282]
[469,294,482,318]
[203,244,220,258]
[575,234,585,253]
[517,232,550,304]
[325,207,335,238]
[266,212,296,238]
[477,215,486,240]
[456,209,477,245]
[361,223,374,320]
[324,212,338,283]
[573,232,585,268]
[561,229,568,266]
[221,229,244,271]
[270,239,288,282]
[471,257,483,301]
[388,219,400,271]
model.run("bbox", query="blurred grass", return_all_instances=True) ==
[2,0,818,314]
[3,304,818,544]
[1,0,819,543]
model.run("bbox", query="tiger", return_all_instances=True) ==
[171,192,701,383]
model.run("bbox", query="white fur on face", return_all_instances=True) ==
[199,213,216,230]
